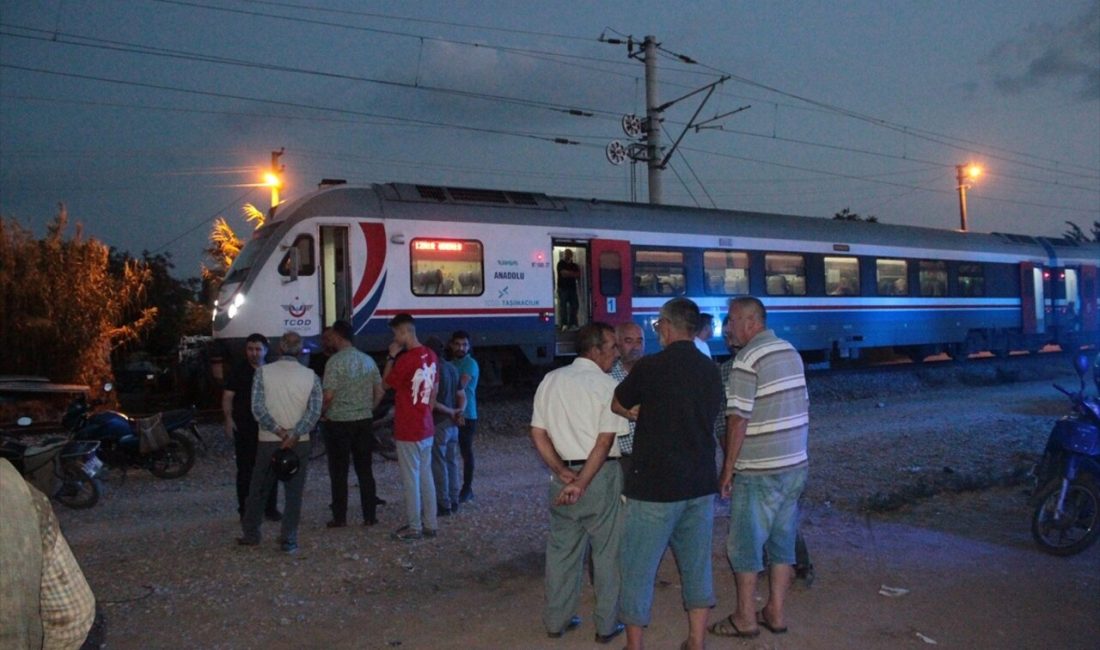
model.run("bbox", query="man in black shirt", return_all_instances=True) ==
[612,298,724,650]
[222,333,280,521]
[556,249,581,329]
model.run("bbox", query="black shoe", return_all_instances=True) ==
[547,615,581,638]
[265,510,283,522]
[449,502,459,515]
[280,540,298,554]
[459,488,474,503]
[363,517,378,526]
[236,537,259,546]
[437,506,452,517]
[326,520,347,529]
[373,496,387,506]
[595,623,625,644]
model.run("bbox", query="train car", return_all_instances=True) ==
[211,182,1098,369]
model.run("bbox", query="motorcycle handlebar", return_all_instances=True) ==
[1053,383,1074,397]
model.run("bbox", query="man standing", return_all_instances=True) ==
[322,321,385,528]
[556,249,581,329]
[531,322,628,644]
[383,313,439,541]
[694,312,715,358]
[612,298,724,650]
[238,332,322,554]
[450,330,479,504]
[608,321,645,462]
[711,296,809,638]
[222,333,280,521]
[426,336,465,516]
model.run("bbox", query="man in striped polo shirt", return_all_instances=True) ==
[711,296,808,639]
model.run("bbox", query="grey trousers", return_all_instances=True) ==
[396,438,437,533]
[544,460,623,637]
[241,440,310,545]
[431,423,460,510]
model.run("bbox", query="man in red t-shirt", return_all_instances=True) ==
[382,313,440,541]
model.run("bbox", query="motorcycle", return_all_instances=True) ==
[0,417,103,509]
[64,385,198,479]
[1029,352,1100,556]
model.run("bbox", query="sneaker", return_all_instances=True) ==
[236,537,260,547]
[437,506,452,517]
[390,525,422,541]
[459,488,474,503]
[281,541,298,554]
[265,510,283,522]
[423,528,438,538]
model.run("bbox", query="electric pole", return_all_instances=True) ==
[643,35,662,205]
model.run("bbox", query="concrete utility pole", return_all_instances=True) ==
[643,35,662,205]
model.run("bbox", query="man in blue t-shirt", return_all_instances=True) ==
[450,330,480,504]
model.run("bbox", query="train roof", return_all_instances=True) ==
[268,182,1098,262]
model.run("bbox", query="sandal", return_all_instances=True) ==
[757,611,788,634]
[708,614,760,638]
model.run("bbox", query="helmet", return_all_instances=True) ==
[270,448,300,482]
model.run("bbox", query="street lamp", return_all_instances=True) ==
[267,148,285,210]
[956,163,982,232]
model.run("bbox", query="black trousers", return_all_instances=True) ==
[325,419,376,523]
[234,425,278,516]
[458,418,478,492]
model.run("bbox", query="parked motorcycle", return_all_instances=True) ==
[64,385,197,479]
[1029,353,1100,556]
[0,417,103,509]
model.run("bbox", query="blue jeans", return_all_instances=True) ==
[619,495,715,626]
[727,466,808,573]
[431,423,460,510]
[396,438,437,532]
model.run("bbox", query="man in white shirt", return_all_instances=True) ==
[530,322,629,644]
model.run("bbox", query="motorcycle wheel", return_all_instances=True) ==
[54,464,102,509]
[1031,475,1100,556]
[148,431,196,479]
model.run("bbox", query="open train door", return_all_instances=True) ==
[1020,262,1046,336]
[590,239,632,325]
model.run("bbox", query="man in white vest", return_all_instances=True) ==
[238,331,322,554]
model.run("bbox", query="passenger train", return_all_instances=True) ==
[212,181,1098,369]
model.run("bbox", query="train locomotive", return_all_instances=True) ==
[212,182,1098,368]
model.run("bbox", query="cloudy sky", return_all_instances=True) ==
[1,0,1097,276]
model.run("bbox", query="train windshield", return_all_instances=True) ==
[225,225,276,284]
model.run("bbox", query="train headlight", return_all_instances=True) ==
[227,293,246,320]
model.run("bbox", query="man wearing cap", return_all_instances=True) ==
[382,314,439,541]
[238,331,322,554]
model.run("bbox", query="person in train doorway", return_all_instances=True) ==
[530,322,629,644]
[612,297,725,650]
[608,321,645,474]
[425,336,465,517]
[557,248,582,330]
[383,313,439,541]
[321,321,385,528]
[222,333,281,522]
[694,312,715,359]
[450,330,480,505]
[710,296,809,639]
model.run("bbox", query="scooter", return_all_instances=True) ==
[0,417,103,509]
[65,385,198,479]
[1029,352,1100,556]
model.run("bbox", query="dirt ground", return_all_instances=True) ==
[58,365,1100,649]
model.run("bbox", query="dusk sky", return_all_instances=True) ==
[1,0,1097,277]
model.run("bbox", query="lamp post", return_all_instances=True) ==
[267,148,285,210]
[955,163,981,232]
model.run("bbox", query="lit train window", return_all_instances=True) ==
[410,238,484,296]
[824,256,859,296]
[876,259,908,296]
[278,234,316,277]
[765,253,806,296]
[919,260,948,297]
[957,263,985,297]
[703,251,750,295]
[634,250,685,296]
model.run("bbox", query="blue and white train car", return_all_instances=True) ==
[212,182,1098,366]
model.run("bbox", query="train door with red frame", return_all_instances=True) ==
[589,239,633,326]
[1020,262,1046,336]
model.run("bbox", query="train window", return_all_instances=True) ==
[919,260,948,296]
[957,263,985,297]
[634,249,685,296]
[277,234,316,277]
[823,256,859,296]
[876,259,908,296]
[599,251,622,297]
[703,251,749,295]
[765,253,807,296]
[410,238,484,296]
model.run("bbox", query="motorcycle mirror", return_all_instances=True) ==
[103,382,113,393]
[16,417,32,426]
[1073,353,1089,380]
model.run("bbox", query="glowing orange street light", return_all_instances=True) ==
[268,148,285,210]
[956,163,982,232]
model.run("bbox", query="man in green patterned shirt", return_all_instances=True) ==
[322,321,385,527]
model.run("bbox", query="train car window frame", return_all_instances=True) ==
[876,258,909,296]
[277,234,316,278]
[409,238,485,296]
[918,260,948,297]
[823,256,860,296]
[957,263,985,297]
[764,253,807,296]
[703,250,750,295]
[634,248,686,297]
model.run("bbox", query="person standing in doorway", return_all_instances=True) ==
[222,333,281,522]
[557,249,582,330]
[383,314,439,541]
[450,330,479,505]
